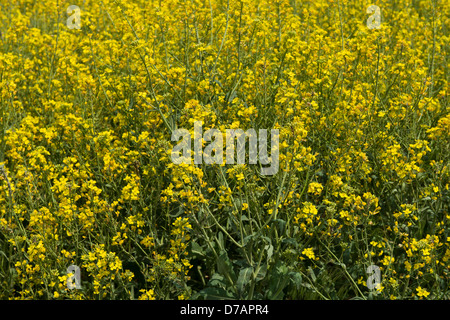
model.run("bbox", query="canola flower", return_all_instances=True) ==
[0,0,448,300]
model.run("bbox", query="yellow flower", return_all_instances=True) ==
[416,286,430,298]
[302,247,315,260]
[138,289,155,300]
[307,182,323,195]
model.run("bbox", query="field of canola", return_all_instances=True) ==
[0,0,449,300]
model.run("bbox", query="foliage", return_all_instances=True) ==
[0,0,448,300]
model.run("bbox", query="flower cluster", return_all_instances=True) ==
[0,0,448,300]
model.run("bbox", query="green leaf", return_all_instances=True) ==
[289,272,302,290]
[217,250,237,285]
[209,273,226,287]
[255,263,268,282]
[190,241,205,257]
[217,231,224,248]
[267,261,290,300]
[308,266,317,283]
[236,267,253,293]
[272,219,287,233]
[281,238,299,248]
[265,244,274,262]
[242,234,255,246]
[194,287,236,300]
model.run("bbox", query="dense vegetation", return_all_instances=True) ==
[0,0,448,300]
